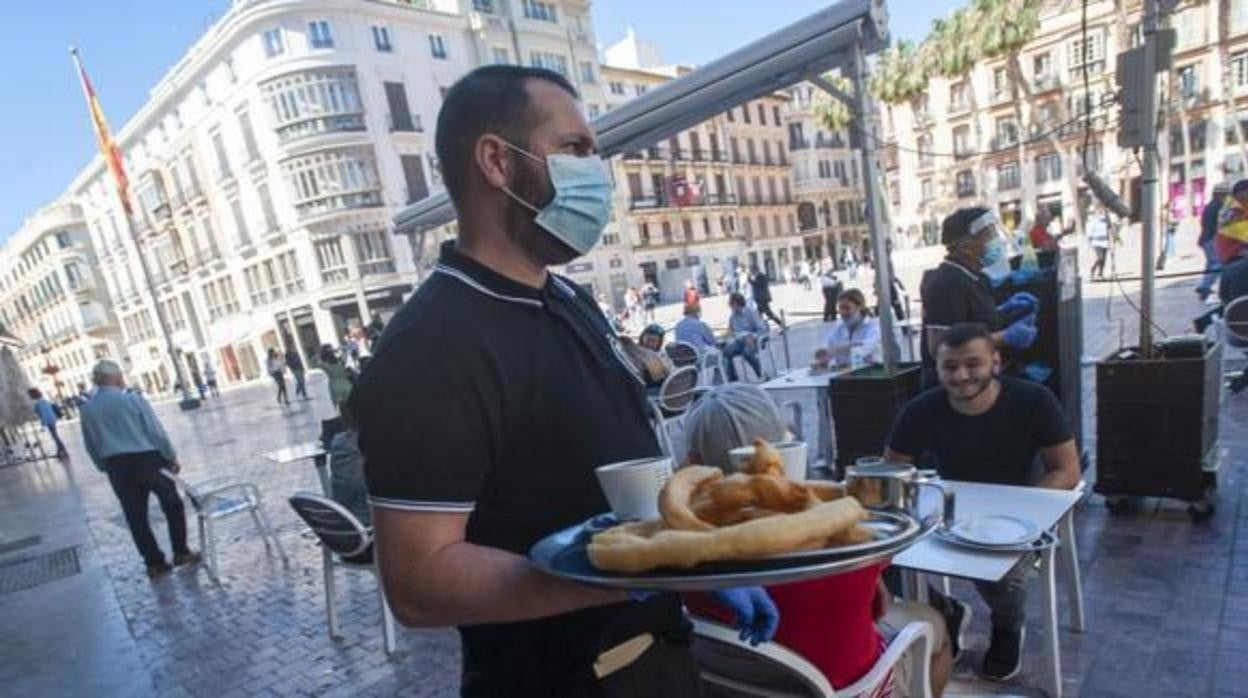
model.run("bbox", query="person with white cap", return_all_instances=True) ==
[1197,181,1230,302]
[79,359,199,578]
[919,207,1040,386]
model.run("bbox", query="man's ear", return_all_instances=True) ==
[474,134,513,190]
[991,350,1003,376]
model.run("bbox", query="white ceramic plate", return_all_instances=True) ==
[947,515,1039,547]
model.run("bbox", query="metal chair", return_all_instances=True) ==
[288,492,396,655]
[650,366,703,457]
[666,340,726,387]
[691,616,936,697]
[163,471,287,582]
[664,341,701,369]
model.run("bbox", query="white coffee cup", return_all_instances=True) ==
[595,456,673,520]
[727,441,808,480]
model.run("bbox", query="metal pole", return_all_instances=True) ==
[122,210,199,410]
[851,37,898,373]
[1139,0,1161,357]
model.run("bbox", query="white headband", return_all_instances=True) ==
[968,210,999,237]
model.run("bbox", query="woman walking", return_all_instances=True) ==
[265,348,289,406]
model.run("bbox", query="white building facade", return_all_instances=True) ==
[0,202,122,395]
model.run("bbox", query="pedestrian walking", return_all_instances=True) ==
[682,278,701,308]
[1086,206,1112,281]
[641,281,659,322]
[1197,182,1229,303]
[819,266,843,322]
[190,367,207,401]
[266,348,289,406]
[28,388,67,458]
[79,360,199,578]
[749,266,783,326]
[203,364,220,397]
[285,346,308,400]
[316,345,354,409]
[1156,218,1177,270]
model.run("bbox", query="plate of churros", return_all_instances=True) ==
[529,440,936,591]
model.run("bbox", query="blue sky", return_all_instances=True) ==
[0,1,958,241]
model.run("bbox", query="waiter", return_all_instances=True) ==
[351,65,775,698]
[919,207,1040,385]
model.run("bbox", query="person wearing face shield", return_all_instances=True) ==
[885,323,1080,682]
[350,66,775,698]
[918,207,1040,387]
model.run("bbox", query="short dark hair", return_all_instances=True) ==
[837,288,867,308]
[938,322,995,351]
[729,292,746,307]
[27,388,41,399]
[435,65,579,211]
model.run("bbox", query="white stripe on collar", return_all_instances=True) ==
[433,264,544,308]
[940,260,982,282]
[550,274,578,299]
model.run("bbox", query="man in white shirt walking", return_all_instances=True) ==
[80,360,199,578]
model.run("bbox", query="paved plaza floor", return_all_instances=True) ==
[1,238,1246,697]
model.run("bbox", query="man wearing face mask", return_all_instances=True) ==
[351,66,776,698]
[885,322,1080,681]
[919,207,1040,386]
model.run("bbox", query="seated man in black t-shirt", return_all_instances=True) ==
[884,322,1079,682]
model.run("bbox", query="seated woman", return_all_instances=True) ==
[639,323,666,353]
[823,288,882,367]
[681,383,952,696]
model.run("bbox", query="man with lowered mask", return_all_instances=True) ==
[885,322,1080,682]
[919,207,1040,386]
[351,66,776,697]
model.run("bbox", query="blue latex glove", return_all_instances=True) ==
[1002,313,1038,349]
[997,292,1040,318]
[1023,361,1053,383]
[711,586,780,646]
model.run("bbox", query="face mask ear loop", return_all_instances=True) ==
[500,185,541,215]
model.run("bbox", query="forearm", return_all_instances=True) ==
[383,539,626,628]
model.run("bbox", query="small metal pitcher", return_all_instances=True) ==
[845,462,955,526]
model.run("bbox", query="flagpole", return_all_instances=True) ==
[70,47,199,410]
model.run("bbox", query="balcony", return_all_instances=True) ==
[1180,87,1212,110]
[1032,74,1062,93]
[275,112,366,144]
[989,89,1013,106]
[296,190,384,221]
[913,112,935,130]
[790,138,810,150]
[948,98,971,116]
[991,134,1020,151]
[628,192,739,211]
[387,112,424,133]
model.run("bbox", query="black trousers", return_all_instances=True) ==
[821,287,839,322]
[105,451,190,566]
[755,299,783,325]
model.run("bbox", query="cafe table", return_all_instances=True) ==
[893,481,1084,698]
[262,441,329,494]
[758,366,850,472]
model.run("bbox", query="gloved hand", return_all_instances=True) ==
[711,586,780,646]
[1002,314,1038,349]
[997,292,1040,318]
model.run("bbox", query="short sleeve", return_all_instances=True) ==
[1030,385,1073,448]
[920,273,964,329]
[353,324,500,514]
[886,398,926,459]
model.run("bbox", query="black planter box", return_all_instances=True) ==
[829,363,922,476]
[1094,341,1222,502]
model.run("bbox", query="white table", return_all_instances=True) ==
[759,367,849,471]
[894,481,1082,698]
[262,441,329,493]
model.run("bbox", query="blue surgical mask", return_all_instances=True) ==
[502,142,613,255]
[980,237,1005,268]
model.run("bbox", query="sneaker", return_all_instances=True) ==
[172,551,202,567]
[982,626,1025,681]
[146,562,173,578]
[945,598,973,661]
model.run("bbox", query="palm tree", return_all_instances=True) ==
[812,74,854,133]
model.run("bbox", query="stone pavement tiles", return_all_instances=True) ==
[1,258,1247,696]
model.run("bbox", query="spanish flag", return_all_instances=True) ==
[70,48,131,214]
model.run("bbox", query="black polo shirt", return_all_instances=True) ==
[919,258,1002,368]
[352,242,686,697]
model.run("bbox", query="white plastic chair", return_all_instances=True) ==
[667,340,727,387]
[163,471,287,582]
[691,617,935,697]
[288,492,396,655]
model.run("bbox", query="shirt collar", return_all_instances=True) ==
[434,240,569,308]
[941,257,986,283]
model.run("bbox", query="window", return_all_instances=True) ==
[1035,152,1062,184]
[261,67,364,143]
[372,26,393,52]
[950,82,968,111]
[992,67,1010,99]
[385,82,416,132]
[237,111,260,162]
[401,154,429,203]
[314,237,349,283]
[726,109,735,122]
[474,0,494,11]
[353,230,395,275]
[1066,31,1105,72]
[920,179,934,201]
[742,105,751,124]
[429,34,447,59]
[579,61,596,84]
[1076,142,1103,174]
[230,198,250,246]
[210,131,231,180]
[1175,7,1205,48]
[773,106,782,125]
[281,146,383,219]
[522,0,558,22]
[1233,52,1248,91]
[917,134,933,166]
[953,126,973,158]
[757,104,767,125]
[492,47,510,64]
[530,51,568,77]
[997,162,1020,191]
[256,182,279,232]
[1235,0,1248,32]
[262,29,284,58]
[1033,52,1052,78]
[634,84,647,97]
[609,81,625,95]
[1177,64,1199,99]
[1189,119,1208,152]
[308,21,333,49]
[995,116,1018,148]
